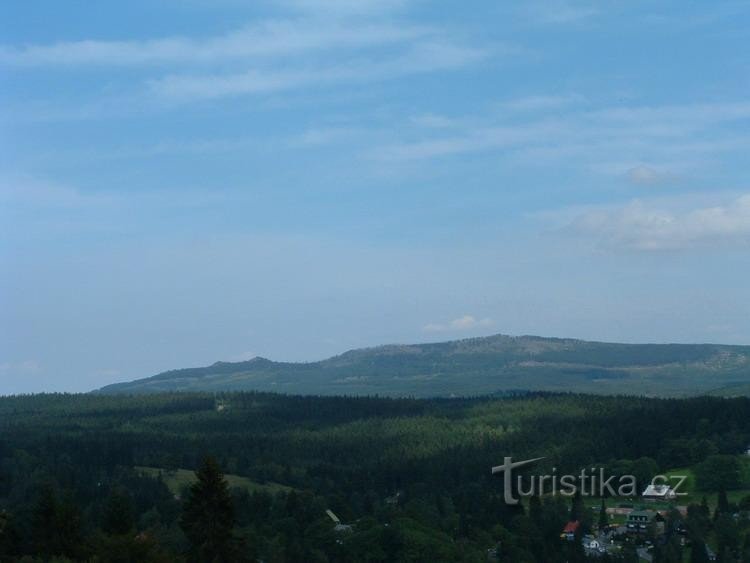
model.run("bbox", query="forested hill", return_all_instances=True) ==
[97,334,750,397]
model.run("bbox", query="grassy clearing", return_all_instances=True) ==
[663,465,750,508]
[135,466,293,496]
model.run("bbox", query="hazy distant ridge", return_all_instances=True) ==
[97,334,750,397]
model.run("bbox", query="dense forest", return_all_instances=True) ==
[1,391,750,562]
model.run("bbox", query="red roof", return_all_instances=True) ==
[563,521,580,534]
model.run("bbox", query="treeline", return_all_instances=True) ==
[1,391,750,561]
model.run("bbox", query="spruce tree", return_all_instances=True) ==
[180,456,237,562]
[528,495,542,526]
[691,539,710,563]
[0,510,20,560]
[57,492,86,560]
[715,488,729,519]
[102,488,135,535]
[31,484,60,558]
[700,496,710,519]
[570,490,584,522]
[598,498,608,530]
[741,532,750,563]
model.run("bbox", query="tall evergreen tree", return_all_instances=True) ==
[31,484,60,559]
[655,535,683,563]
[598,498,608,530]
[700,497,710,519]
[528,495,542,526]
[569,491,584,522]
[690,539,710,563]
[741,532,750,563]
[180,456,237,563]
[102,488,135,535]
[715,488,730,519]
[57,492,86,560]
[0,510,20,560]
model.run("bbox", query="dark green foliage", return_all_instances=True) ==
[0,510,20,559]
[0,390,749,562]
[742,532,750,563]
[691,539,710,563]
[31,485,59,558]
[715,489,730,519]
[715,513,740,559]
[570,491,584,523]
[180,456,237,562]
[695,455,742,491]
[630,457,660,492]
[598,498,607,530]
[30,485,86,560]
[56,492,87,560]
[655,534,683,563]
[102,488,135,535]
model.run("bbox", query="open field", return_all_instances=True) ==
[135,466,293,496]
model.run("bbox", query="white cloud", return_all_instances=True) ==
[370,120,562,161]
[0,360,41,374]
[149,68,308,100]
[625,165,674,186]
[148,41,488,101]
[0,10,498,109]
[0,176,105,207]
[568,194,750,251]
[369,99,750,166]
[228,350,258,362]
[410,113,457,128]
[499,93,585,112]
[523,1,599,24]
[282,0,414,16]
[0,175,231,211]
[289,126,358,147]
[0,20,430,67]
[423,315,494,332]
[590,101,750,126]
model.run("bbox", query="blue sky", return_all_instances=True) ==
[2,0,750,393]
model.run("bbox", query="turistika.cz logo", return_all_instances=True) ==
[491,457,687,505]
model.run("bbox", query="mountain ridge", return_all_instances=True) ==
[96,333,750,397]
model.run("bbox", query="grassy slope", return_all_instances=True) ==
[135,466,292,496]
[97,334,750,398]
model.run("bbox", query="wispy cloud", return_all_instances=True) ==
[228,350,258,362]
[409,113,457,128]
[370,120,564,161]
[288,126,359,147]
[369,99,750,171]
[148,41,488,101]
[0,20,430,67]
[423,315,494,332]
[499,93,585,112]
[1,16,493,108]
[0,360,42,375]
[568,194,750,251]
[282,0,414,16]
[625,165,675,186]
[522,0,599,24]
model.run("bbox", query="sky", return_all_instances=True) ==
[2,0,750,394]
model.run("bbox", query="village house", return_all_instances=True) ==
[561,520,580,541]
[641,483,677,501]
[325,509,352,533]
[625,510,664,537]
[582,534,608,557]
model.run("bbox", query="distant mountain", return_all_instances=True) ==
[96,334,750,397]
